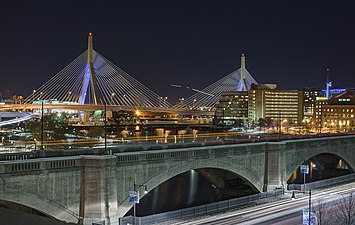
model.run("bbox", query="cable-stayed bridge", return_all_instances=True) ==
[17,34,257,115]
[176,54,257,110]
[24,33,171,109]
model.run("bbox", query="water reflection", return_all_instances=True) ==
[129,170,213,217]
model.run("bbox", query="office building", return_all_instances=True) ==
[214,91,249,127]
[321,90,355,131]
[248,87,303,126]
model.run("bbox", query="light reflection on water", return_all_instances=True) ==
[129,170,214,217]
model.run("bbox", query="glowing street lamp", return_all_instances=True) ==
[68,91,72,102]
[32,90,36,102]
[111,92,115,104]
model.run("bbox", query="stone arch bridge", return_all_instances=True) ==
[0,135,355,225]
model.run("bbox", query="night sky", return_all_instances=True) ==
[1,1,355,103]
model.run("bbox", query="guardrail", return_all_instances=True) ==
[1,133,355,162]
[287,173,355,191]
[119,189,284,225]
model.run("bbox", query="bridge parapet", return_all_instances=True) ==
[0,157,81,174]
[0,135,355,225]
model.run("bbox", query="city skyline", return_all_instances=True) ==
[1,1,355,102]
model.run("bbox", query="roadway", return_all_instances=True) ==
[178,182,355,225]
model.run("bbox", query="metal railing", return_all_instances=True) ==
[119,189,284,225]
[287,173,355,191]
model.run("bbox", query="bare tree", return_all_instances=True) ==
[334,192,355,225]
[313,197,328,225]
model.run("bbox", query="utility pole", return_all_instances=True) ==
[309,189,311,225]
[278,110,281,140]
[104,102,107,153]
[222,108,225,131]
[41,101,44,150]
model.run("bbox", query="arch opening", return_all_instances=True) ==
[287,153,354,184]
[0,200,49,217]
[124,167,259,217]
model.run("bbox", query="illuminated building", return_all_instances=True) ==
[214,91,249,127]
[248,86,303,125]
[321,90,355,131]
[303,88,321,121]
[313,97,328,131]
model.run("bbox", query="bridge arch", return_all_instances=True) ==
[118,157,263,216]
[0,192,78,223]
[284,139,355,182]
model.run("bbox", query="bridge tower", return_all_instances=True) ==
[237,53,248,91]
[79,33,103,105]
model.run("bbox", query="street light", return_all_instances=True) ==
[111,92,115,105]
[68,91,72,102]
[308,189,312,225]
[104,102,107,152]
[132,182,148,225]
[164,96,168,107]
[41,101,44,150]
[32,90,36,102]
[222,108,225,130]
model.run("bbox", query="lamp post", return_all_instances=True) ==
[104,102,107,152]
[132,182,148,225]
[308,189,312,225]
[32,90,36,102]
[41,101,44,150]
[111,92,115,105]
[278,110,282,136]
[164,96,168,107]
[68,91,72,102]
[222,108,225,131]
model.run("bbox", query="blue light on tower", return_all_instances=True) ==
[326,81,332,100]
[79,65,91,105]
[325,68,331,100]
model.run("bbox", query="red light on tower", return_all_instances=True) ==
[88,32,92,36]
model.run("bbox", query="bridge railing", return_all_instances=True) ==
[119,189,284,225]
[0,157,81,174]
[2,132,355,161]
[287,173,355,191]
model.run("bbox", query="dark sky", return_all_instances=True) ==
[1,1,355,102]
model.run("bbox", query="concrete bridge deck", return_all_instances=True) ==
[0,135,354,225]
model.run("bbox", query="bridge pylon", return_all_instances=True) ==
[24,33,170,108]
[79,33,102,105]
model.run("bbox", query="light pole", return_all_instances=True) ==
[41,101,44,150]
[222,108,225,131]
[68,91,72,102]
[308,189,312,225]
[301,161,309,193]
[164,96,168,107]
[111,92,115,105]
[32,90,36,102]
[133,182,148,225]
[104,102,107,153]
[278,111,282,136]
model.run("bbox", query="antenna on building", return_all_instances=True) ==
[325,68,332,100]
